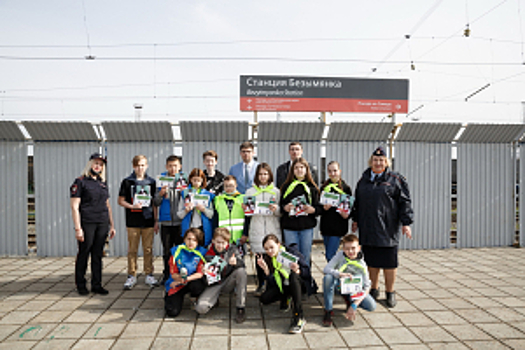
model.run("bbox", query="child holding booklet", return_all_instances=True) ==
[195,227,247,323]
[322,234,376,327]
[280,157,321,266]
[319,161,353,262]
[243,163,281,296]
[177,168,215,247]
[214,175,246,246]
[257,234,317,334]
[164,228,207,317]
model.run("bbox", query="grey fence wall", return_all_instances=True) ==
[0,140,27,256]
[395,123,461,250]
[521,142,525,248]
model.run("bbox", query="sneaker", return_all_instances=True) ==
[145,274,159,288]
[254,284,265,297]
[280,297,291,312]
[123,275,137,290]
[370,288,380,300]
[77,286,89,296]
[386,291,397,308]
[235,308,246,324]
[92,286,109,295]
[322,310,333,327]
[288,316,307,334]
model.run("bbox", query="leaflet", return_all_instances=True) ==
[243,196,256,216]
[204,256,227,285]
[336,194,354,215]
[320,191,340,206]
[289,195,308,217]
[175,173,188,190]
[340,275,363,299]
[133,194,151,207]
[156,175,175,188]
[193,193,210,207]
[276,249,299,269]
[255,202,272,216]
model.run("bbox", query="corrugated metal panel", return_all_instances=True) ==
[458,124,525,143]
[106,142,173,257]
[0,141,27,256]
[180,121,249,142]
[327,122,394,141]
[396,123,461,142]
[102,122,173,142]
[456,143,515,248]
[0,121,26,141]
[396,142,451,250]
[182,142,240,175]
[325,141,387,195]
[258,122,324,141]
[35,142,101,256]
[23,122,99,141]
[519,143,525,247]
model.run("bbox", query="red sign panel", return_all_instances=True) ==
[240,75,409,113]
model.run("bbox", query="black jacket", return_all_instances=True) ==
[350,168,413,247]
[276,161,319,189]
[280,181,321,231]
[319,180,352,237]
[204,169,225,195]
[263,243,318,296]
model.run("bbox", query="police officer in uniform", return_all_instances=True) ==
[70,153,116,295]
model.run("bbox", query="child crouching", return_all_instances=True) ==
[164,228,207,317]
[257,234,317,334]
[195,227,247,323]
[322,234,376,327]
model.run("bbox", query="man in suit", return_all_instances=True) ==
[275,142,319,189]
[228,141,259,194]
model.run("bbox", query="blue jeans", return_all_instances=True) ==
[323,273,377,312]
[323,236,341,262]
[283,228,314,266]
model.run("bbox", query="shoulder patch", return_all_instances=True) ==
[70,184,78,195]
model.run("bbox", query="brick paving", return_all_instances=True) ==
[0,245,524,349]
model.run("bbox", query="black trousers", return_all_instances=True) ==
[256,263,266,287]
[75,222,108,289]
[160,225,183,281]
[164,278,206,317]
[260,272,303,317]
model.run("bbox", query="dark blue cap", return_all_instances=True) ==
[90,153,107,163]
[372,146,386,157]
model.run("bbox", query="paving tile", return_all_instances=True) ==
[362,312,404,328]
[389,345,432,350]
[374,327,422,345]
[442,324,493,341]
[191,335,229,350]
[194,318,230,336]
[231,334,269,350]
[6,323,56,341]
[409,325,456,343]
[120,321,161,338]
[476,323,525,339]
[111,337,154,350]
[423,311,468,325]
[502,339,525,350]
[83,322,126,339]
[230,318,264,335]
[46,300,85,312]
[151,337,191,350]
[492,297,525,308]
[304,330,346,348]
[71,339,115,350]
[0,324,19,341]
[47,323,91,339]
[32,338,77,350]
[394,312,436,327]
[0,341,37,350]
[96,309,135,322]
[339,328,384,347]
[435,298,476,310]
[398,290,429,300]
[427,342,469,350]
[130,308,165,322]
[0,310,39,324]
[410,299,448,312]
[485,307,525,322]
[463,340,511,350]
[64,309,103,323]
[267,333,309,349]
[17,300,56,312]
[264,317,294,334]
[157,320,196,337]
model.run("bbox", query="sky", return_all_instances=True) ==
[1,0,524,125]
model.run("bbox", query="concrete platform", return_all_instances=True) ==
[1,245,524,349]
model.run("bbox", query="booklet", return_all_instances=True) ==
[183,188,194,204]
[243,195,256,216]
[175,173,188,190]
[320,191,340,207]
[289,195,308,217]
[276,249,299,269]
[133,185,152,207]
[193,193,210,207]
[255,202,272,216]
[336,194,355,215]
[204,256,228,285]
[156,175,175,189]
[340,275,364,300]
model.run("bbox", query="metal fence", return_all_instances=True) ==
[0,120,524,256]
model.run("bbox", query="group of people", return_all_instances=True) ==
[70,141,413,334]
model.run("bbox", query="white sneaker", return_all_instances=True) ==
[145,274,159,288]
[123,275,137,290]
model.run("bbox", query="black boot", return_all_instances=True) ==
[386,291,397,308]
[370,288,379,300]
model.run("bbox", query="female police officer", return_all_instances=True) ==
[70,153,116,295]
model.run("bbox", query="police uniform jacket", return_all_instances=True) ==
[350,168,413,247]
[70,175,109,224]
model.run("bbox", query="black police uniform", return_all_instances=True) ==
[71,175,110,290]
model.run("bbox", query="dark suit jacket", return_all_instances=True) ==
[276,160,319,189]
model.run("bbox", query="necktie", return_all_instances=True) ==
[244,164,249,188]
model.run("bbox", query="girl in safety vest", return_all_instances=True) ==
[164,228,207,317]
[279,157,321,266]
[243,163,282,296]
[319,161,353,262]
[256,234,316,334]
[214,175,245,246]
[177,168,215,247]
